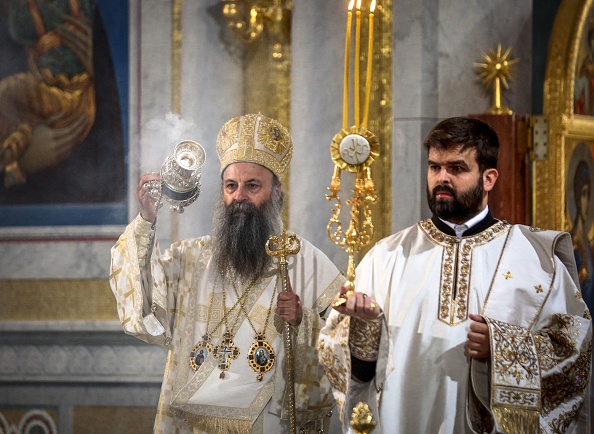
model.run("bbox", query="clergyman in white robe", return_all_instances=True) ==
[318,216,592,433]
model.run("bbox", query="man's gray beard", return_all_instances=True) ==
[212,193,283,280]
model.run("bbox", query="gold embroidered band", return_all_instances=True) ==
[349,316,381,362]
[486,317,541,432]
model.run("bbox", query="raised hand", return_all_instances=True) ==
[137,172,161,223]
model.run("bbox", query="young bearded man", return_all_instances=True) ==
[319,116,592,434]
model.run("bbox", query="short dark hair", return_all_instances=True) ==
[423,117,499,171]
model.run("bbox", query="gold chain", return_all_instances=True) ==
[203,272,260,339]
[230,272,278,340]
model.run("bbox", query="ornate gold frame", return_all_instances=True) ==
[533,0,594,231]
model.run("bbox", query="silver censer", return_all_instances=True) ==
[144,140,206,213]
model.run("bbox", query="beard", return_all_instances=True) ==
[427,176,485,223]
[212,192,283,280]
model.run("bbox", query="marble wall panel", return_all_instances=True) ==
[0,240,113,279]
[436,1,532,117]
[176,0,244,241]
[0,321,165,433]
[290,0,347,267]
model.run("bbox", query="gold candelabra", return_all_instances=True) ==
[328,0,379,306]
[221,0,289,44]
[474,44,519,115]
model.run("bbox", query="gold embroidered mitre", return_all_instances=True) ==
[216,113,293,178]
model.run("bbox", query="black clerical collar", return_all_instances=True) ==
[431,210,497,237]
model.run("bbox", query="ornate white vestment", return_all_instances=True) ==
[318,219,592,434]
[110,215,342,433]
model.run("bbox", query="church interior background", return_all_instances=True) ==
[1,0,593,432]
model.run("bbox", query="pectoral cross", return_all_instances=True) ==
[214,331,240,379]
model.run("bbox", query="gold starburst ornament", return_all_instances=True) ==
[474,44,519,115]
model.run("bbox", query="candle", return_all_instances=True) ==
[344,0,355,130]
[354,0,361,127]
[362,0,375,129]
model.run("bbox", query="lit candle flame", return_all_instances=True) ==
[348,0,355,10]
[370,0,376,12]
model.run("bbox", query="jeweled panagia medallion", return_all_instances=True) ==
[247,332,275,381]
[190,335,214,371]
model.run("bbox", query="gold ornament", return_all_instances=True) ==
[216,113,293,178]
[189,273,260,376]
[350,402,377,434]
[214,331,240,378]
[331,127,379,172]
[474,44,519,115]
[230,274,279,381]
[266,229,301,434]
[330,1,380,305]
[247,334,276,381]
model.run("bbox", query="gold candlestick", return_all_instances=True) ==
[329,1,379,305]
[362,0,375,129]
[354,0,362,127]
[343,1,354,130]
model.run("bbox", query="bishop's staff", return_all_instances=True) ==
[328,0,379,307]
[266,230,301,434]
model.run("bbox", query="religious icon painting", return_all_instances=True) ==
[0,0,129,230]
[565,140,594,315]
[190,340,213,371]
[534,0,594,318]
[247,334,275,381]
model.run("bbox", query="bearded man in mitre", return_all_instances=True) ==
[110,114,342,433]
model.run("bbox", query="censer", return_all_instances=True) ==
[144,140,206,213]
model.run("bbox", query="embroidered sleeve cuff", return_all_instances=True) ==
[349,316,381,362]
[134,214,156,262]
[135,213,154,233]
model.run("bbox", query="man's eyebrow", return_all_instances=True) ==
[224,177,262,183]
[427,159,468,166]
